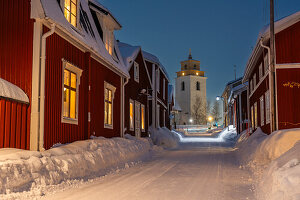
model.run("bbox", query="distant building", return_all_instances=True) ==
[221,78,248,134]
[175,50,207,125]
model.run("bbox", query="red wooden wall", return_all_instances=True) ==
[44,28,89,149]
[0,0,33,149]
[90,58,121,138]
[276,68,300,130]
[0,99,29,149]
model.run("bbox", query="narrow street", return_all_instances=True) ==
[42,130,255,200]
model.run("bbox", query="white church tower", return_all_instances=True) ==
[175,50,207,125]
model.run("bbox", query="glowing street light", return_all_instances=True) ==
[208,116,213,122]
[189,118,193,123]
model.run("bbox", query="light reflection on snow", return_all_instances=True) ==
[172,126,236,143]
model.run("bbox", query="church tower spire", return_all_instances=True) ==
[188,48,192,60]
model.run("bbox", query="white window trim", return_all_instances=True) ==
[254,102,257,129]
[141,104,145,132]
[264,54,269,74]
[260,95,264,126]
[265,90,270,124]
[129,99,134,131]
[104,81,116,129]
[134,61,139,83]
[61,59,83,125]
[60,0,81,28]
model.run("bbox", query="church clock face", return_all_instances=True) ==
[175,50,207,125]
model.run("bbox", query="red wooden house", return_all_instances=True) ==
[118,42,152,137]
[243,10,300,134]
[143,51,170,129]
[0,0,129,150]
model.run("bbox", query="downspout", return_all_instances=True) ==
[122,77,129,137]
[39,23,55,151]
[260,39,274,132]
[242,82,250,133]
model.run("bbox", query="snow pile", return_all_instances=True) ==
[257,141,300,200]
[149,127,179,149]
[236,128,300,200]
[0,136,153,195]
[0,78,29,103]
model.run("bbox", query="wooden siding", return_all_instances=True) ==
[276,21,300,64]
[124,52,150,137]
[90,58,121,138]
[0,99,29,149]
[44,28,88,149]
[276,68,300,130]
[0,0,33,149]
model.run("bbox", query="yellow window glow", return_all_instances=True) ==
[63,69,77,119]
[105,88,113,126]
[64,0,77,27]
[63,88,70,117]
[141,106,145,130]
[130,102,134,130]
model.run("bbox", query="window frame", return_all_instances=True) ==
[129,99,134,131]
[254,102,258,129]
[61,0,80,28]
[181,81,185,91]
[104,81,116,129]
[260,95,264,126]
[265,90,270,124]
[134,61,139,83]
[61,59,83,125]
[264,54,269,74]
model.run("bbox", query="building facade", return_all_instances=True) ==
[243,10,300,134]
[175,51,207,125]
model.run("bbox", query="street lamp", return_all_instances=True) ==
[189,118,193,124]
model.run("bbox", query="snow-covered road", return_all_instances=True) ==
[41,147,255,200]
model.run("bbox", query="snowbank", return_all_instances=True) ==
[236,128,300,200]
[0,136,154,195]
[149,127,179,149]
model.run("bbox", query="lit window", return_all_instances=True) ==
[129,100,134,131]
[134,62,139,82]
[196,81,200,91]
[64,0,77,27]
[260,95,264,126]
[254,102,257,129]
[265,90,270,124]
[104,82,116,129]
[62,61,82,125]
[105,31,114,55]
[141,104,145,132]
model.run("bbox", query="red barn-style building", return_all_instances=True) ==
[243,11,300,134]
[118,42,152,137]
[0,0,130,150]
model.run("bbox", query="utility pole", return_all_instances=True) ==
[270,0,276,132]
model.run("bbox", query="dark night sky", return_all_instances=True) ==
[99,0,300,101]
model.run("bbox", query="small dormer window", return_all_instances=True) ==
[134,61,139,82]
[64,0,78,27]
[105,31,114,55]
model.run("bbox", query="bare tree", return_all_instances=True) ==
[206,99,211,117]
[211,100,221,124]
[192,96,206,125]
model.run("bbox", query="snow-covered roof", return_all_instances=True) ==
[243,10,300,82]
[38,0,129,77]
[173,102,182,112]
[142,51,170,81]
[0,78,29,103]
[168,84,174,103]
[118,42,141,70]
